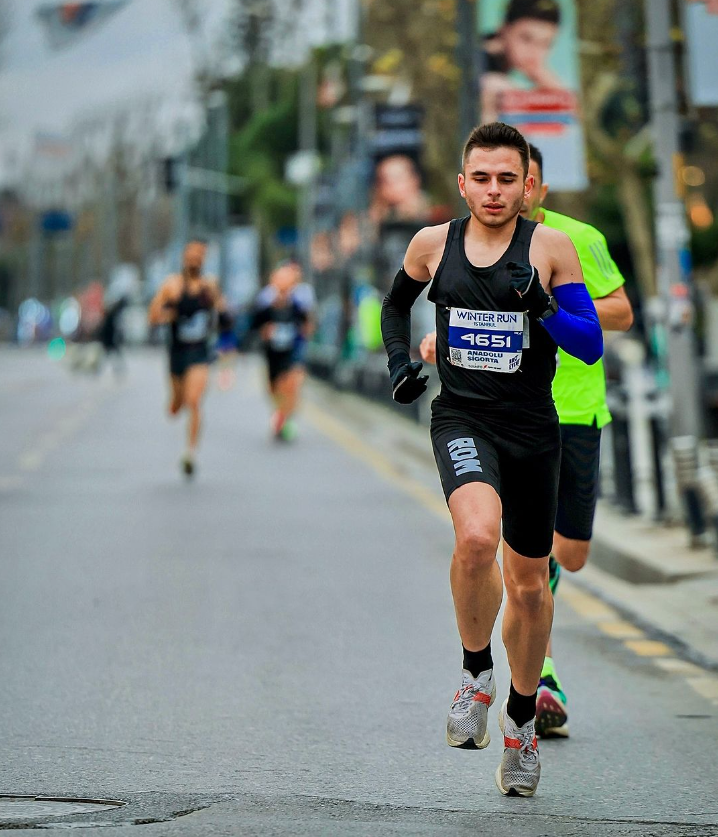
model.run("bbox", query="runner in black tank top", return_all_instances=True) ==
[428,211,560,552]
[430,214,556,407]
[379,123,602,798]
[148,240,227,478]
[168,285,214,373]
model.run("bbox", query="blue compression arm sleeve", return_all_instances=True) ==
[539,283,603,365]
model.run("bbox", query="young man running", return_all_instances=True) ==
[381,122,602,797]
[252,263,313,441]
[148,240,226,477]
[419,143,633,739]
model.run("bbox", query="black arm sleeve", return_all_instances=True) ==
[381,267,430,375]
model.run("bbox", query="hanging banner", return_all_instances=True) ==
[478,0,587,190]
[36,1,129,50]
[684,1,718,106]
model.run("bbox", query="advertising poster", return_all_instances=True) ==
[369,105,436,345]
[478,0,587,190]
[684,1,718,107]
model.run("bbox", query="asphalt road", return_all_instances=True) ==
[1,347,716,836]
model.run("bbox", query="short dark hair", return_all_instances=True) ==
[528,143,543,180]
[462,122,530,176]
[505,0,561,26]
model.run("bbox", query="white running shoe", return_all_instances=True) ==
[495,699,541,797]
[446,668,496,749]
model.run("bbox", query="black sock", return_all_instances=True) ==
[462,643,493,678]
[507,682,537,728]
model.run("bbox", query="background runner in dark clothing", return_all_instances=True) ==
[148,240,227,477]
[252,263,313,441]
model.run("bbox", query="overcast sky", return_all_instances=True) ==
[0,0,227,179]
[0,0,355,187]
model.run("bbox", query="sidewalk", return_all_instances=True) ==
[308,378,718,672]
[580,505,718,671]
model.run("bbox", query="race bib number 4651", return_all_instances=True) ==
[447,308,525,373]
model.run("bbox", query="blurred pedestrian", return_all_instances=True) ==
[98,295,128,377]
[382,122,603,797]
[214,308,239,392]
[252,262,314,442]
[148,240,227,477]
[419,141,633,740]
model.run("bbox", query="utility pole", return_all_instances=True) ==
[298,55,317,279]
[644,0,701,439]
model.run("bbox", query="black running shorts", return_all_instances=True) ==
[265,348,299,384]
[555,422,602,541]
[169,344,210,377]
[430,396,561,559]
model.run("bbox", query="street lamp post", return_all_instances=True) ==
[645,0,709,541]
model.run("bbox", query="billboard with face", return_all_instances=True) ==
[684,1,718,106]
[478,0,587,190]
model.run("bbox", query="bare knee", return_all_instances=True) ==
[505,570,549,614]
[168,398,183,416]
[454,528,500,575]
[555,539,590,573]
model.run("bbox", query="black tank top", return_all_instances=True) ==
[428,215,557,407]
[170,284,213,351]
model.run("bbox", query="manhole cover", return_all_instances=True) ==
[0,796,125,822]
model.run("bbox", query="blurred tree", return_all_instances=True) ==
[172,0,225,96]
[573,0,656,300]
[228,75,300,237]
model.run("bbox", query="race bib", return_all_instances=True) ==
[178,310,210,343]
[447,308,526,373]
[270,322,297,351]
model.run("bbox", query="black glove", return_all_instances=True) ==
[506,261,551,318]
[390,359,429,405]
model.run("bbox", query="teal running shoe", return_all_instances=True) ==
[280,419,297,442]
[548,554,561,596]
[536,673,568,738]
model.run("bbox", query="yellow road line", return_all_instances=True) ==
[596,619,645,639]
[654,658,706,676]
[623,639,672,657]
[687,676,718,704]
[13,393,111,478]
[559,585,620,622]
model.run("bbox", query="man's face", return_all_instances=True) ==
[520,159,548,219]
[375,155,420,206]
[270,265,297,303]
[502,19,558,77]
[458,146,533,228]
[183,242,206,275]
